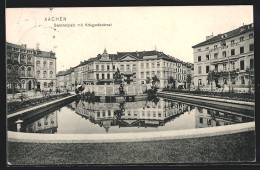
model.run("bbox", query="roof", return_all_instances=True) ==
[6,42,34,51]
[34,50,56,59]
[192,23,254,48]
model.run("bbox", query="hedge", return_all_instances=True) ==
[162,88,255,102]
[7,93,70,113]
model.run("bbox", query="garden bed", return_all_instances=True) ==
[162,88,255,102]
[7,93,71,114]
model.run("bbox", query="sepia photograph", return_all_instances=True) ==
[5,6,255,165]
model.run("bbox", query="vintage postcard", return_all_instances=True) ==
[6,6,255,165]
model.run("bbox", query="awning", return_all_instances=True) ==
[76,85,82,88]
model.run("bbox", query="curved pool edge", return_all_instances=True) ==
[8,122,255,143]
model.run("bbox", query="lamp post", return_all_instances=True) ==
[228,52,231,92]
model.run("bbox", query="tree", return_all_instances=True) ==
[7,65,20,98]
[207,70,218,91]
[168,76,175,89]
[151,75,160,86]
[146,77,151,84]
[114,68,123,84]
[245,67,254,94]
[186,74,192,91]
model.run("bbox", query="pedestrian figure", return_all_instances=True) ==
[56,88,58,94]
[49,88,52,95]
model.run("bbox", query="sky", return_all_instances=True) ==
[6,6,253,72]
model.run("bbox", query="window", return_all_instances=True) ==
[206,65,209,73]
[126,64,130,71]
[197,49,201,52]
[133,64,136,71]
[27,67,32,77]
[43,71,47,78]
[107,65,110,70]
[200,118,203,124]
[214,53,218,59]
[146,71,149,78]
[223,78,227,85]
[96,65,99,70]
[249,33,254,39]
[49,62,53,68]
[157,71,160,77]
[146,63,149,68]
[102,74,105,79]
[141,63,144,69]
[198,66,202,74]
[240,47,244,54]
[231,49,235,56]
[96,74,99,79]
[21,80,26,89]
[20,67,25,76]
[152,71,155,76]
[206,55,210,60]
[249,44,254,52]
[241,76,245,84]
[250,59,254,69]
[152,62,155,68]
[240,60,244,70]
[231,61,235,70]
[44,82,47,88]
[101,65,104,70]
[102,110,105,117]
[113,65,115,70]
[214,45,218,49]
[7,65,12,74]
[222,51,226,57]
[231,40,235,47]
[120,64,124,71]
[43,61,46,67]
[198,56,201,62]
[232,77,236,84]
[157,62,160,67]
[223,63,227,71]
[107,74,110,79]
[215,64,218,72]
[141,72,144,78]
[205,47,209,50]
[207,119,211,125]
[240,37,244,42]
[50,71,53,78]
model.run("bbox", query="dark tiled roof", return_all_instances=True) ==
[56,71,66,76]
[192,23,254,48]
[34,50,56,58]
[6,42,34,51]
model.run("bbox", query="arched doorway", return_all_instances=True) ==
[37,82,40,90]
[28,81,32,90]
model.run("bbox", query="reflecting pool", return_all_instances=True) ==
[8,98,254,134]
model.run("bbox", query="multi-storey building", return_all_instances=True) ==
[6,42,57,92]
[192,23,254,91]
[58,49,192,89]
[56,71,65,91]
[34,46,57,91]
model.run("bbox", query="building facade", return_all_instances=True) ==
[6,42,57,92]
[57,49,192,90]
[192,23,254,92]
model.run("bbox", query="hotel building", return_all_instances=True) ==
[57,49,193,90]
[192,23,254,92]
[6,42,57,92]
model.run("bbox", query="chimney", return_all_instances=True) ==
[36,43,40,50]
[206,34,214,40]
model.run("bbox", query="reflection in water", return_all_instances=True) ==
[25,111,58,133]
[8,98,254,134]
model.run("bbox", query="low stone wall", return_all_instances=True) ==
[7,122,255,143]
[83,84,146,96]
[158,91,255,116]
[7,95,77,126]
